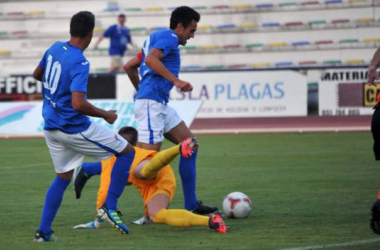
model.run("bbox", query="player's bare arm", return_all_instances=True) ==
[32,66,44,81]
[94,35,104,49]
[72,91,117,124]
[124,55,141,90]
[145,48,193,92]
[368,47,380,86]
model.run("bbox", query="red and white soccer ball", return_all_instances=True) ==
[222,192,252,219]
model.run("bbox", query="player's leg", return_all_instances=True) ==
[66,123,135,234]
[134,99,163,152]
[165,115,217,214]
[147,193,227,233]
[148,193,206,226]
[371,108,380,234]
[135,138,197,179]
[34,131,84,242]
[74,159,114,230]
[109,56,121,73]
[141,167,209,228]
[81,162,102,178]
[103,138,134,207]
[74,162,102,199]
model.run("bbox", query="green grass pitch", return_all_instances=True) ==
[1,132,380,250]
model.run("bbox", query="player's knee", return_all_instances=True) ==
[133,167,145,179]
[57,170,74,180]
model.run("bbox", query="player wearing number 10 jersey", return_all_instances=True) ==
[32,11,136,242]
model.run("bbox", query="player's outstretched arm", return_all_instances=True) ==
[94,35,104,49]
[145,48,193,92]
[368,47,380,85]
[72,91,117,124]
[32,66,44,81]
[124,55,141,91]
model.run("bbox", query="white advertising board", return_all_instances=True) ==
[319,69,373,116]
[0,99,201,136]
[117,71,307,118]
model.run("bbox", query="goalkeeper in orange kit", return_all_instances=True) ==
[73,126,228,234]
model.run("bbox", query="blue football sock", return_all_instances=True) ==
[82,162,102,178]
[38,176,71,236]
[179,150,198,210]
[105,150,135,210]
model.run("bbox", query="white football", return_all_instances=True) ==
[222,192,252,219]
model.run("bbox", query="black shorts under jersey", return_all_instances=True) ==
[371,108,380,160]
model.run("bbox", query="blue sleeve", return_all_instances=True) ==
[38,51,48,69]
[153,33,178,57]
[103,25,114,38]
[70,59,90,93]
[127,30,132,43]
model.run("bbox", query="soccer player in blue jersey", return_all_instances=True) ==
[125,6,217,215]
[94,14,132,72]
[32,11,135,242]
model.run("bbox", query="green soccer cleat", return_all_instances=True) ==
[97,205,129,234]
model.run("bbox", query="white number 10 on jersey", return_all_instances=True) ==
[43,54,62,95]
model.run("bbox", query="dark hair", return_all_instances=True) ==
[70,11,95,37]
[118,126,138,146]
[170,6,200,30]
[118,13,126,18]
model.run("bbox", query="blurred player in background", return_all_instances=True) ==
[32,11,136,242]
[368,46,380,235]
[94,14,133,72]
[74,127,228,234]
[124,6,217,215]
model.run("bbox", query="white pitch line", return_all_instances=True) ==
[279,238,380,250]
[1,163,51,170]
[0,126,371,138]
[191,126,370,135]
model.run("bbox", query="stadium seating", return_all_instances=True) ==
[345,59,365,64]
[124,8,142,12]
[256,3,274,9]
[205,64,224,70]
[233,4,252,10]
[251,62,271,68]
[0,0,377,74]
[325,0,343,4]
[211,5,229,10]
[181,65,203,71]
[275,61,293,67]
[228,63,247,69]
[262,22,280,28]
[279,2,298,7]
[299,60,317,66]
[323,59,342,65]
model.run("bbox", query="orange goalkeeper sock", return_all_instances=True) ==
[152,209,209,227]
[141,145,180,179]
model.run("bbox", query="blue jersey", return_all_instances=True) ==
[104,24,131,56]
[135,29,180,104]
[39,41,91,134]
